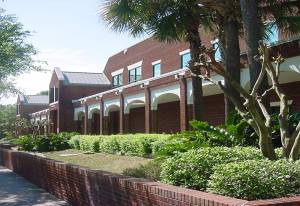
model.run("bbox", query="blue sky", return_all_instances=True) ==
[1,0,146,104]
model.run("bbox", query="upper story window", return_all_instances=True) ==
[180,50,191,68]
[112,73,123,87]
[50,86,58,103]
[128,66,142,83]
[152,60,161,77]
[111,68,123,88]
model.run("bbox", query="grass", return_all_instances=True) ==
[43,149,152,174]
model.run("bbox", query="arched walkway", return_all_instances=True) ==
[106,105,120,134]
[154,93,180,133]
[126,100,145,133]
[89,109,100,134]
[76,111,85,134]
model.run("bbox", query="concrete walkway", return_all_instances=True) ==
[0,166,69,206]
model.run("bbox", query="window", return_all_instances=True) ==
[152,63,161,77]
[128,66,142,83]
[112,73,123,87]
[265,24,278,44]
[180,52,191,68]
[212,38,221,61]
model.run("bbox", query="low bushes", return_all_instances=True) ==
[160,147,263,190]
[16,132,78,152]
[208,160,300,200]
[122,159,163,181]
[69,134,172,157]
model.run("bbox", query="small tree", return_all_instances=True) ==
[196,42,300,160]
[0,8,42,98]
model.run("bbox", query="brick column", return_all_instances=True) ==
[84,104,88,134]
[100,98,104,135]
[151,110,158,133]
[119,93,124,134]
[124,114,129,134]
[145,87,151,133]
[179,78,188,131]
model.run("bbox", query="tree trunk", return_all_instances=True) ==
[224,18,241,121]
[240,0,270,106]
[187,24,204,121]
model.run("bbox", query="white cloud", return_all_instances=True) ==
[0,48,105,105]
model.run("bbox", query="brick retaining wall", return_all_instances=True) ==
[1,148,300,206]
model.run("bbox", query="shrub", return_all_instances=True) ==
[79,135,101,152]
[69,135,81,150]
[16,132,76,152]
[69,134,172,157]
[160,147,263,190]
[122,159,163,181]
[208,160,300,200]
[99,136,121,154]
[16,135,35,151]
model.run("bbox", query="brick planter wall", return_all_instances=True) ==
[1,148,300,206]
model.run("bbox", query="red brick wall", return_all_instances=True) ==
[0,148,249,206]
[128,107,145,133]
[18,104,48,119]
[203,94,225,126]
[2,148,300,206]
[157,101,180,133]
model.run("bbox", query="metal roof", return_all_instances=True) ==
[19,95,49,105]
[54,67,110,86]
[62,71,110,85]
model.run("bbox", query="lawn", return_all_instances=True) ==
[43,149,152,174]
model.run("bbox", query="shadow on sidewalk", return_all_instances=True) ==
[0,166,69,206]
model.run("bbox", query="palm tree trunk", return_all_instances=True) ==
[240,0,269,100]
[224,18,241,121]
[187,24,204,121]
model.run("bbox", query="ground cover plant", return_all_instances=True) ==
[43,149,151,174]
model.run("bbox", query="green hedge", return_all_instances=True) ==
[69,134,172,157]
[208,160,300,200]
[160,147,263,190]
[16,132,78,152]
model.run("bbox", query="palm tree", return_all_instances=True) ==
[101,0,213,122]
[240,0,300,158]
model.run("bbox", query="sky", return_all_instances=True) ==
[0,0,146,105]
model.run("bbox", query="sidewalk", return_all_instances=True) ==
[0,166,69,206]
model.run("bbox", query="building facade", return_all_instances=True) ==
[25,36,300,135]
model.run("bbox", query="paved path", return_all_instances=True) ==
[0,166,69,206]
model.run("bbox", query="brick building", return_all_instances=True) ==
[16,94,49,120]
[26,35,300,135]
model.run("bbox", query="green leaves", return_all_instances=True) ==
[0,9,40,97]
[69,134,172,157]
[160,147,263,191]
[208,160,300,200]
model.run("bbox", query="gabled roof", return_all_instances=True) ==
[19,95,49,105]
[54,67,110,86]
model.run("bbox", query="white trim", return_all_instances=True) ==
[151,84,180,110]
[152,60,161,65]
[179,49,190,56]
[88,104,101,119]
[111,68,124,76]
[124,93,145,114]
[73,68,189,103]
[49,101,58,106]
[128,60,143,70]
[74,107,85,120]
[103,98,120,116]
[270,100,293,107]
